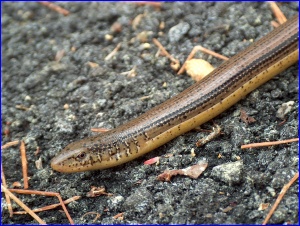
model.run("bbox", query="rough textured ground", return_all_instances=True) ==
[1,2,298,224]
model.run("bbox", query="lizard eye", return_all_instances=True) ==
[76,152,86,160]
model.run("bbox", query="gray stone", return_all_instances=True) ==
[211,161,243,185]
[168,22,190,43]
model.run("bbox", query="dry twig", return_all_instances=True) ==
[105,43,121,61]
[14,196,81,214]
[196,124,221,147]
[9,189,74,224]
[132,13,146,30]
[39,1,70,16]
[262,172,299,224]
[87,61,99,68]
[12,182,22,188]
[269,2,287,24]
[35,146,41,155]
[86,186,113,198]
[135,2,162,10]
[91,128,110,133]
[153,38,180,71]
[241,138,298,149]
[1,165,13,217]
[81,212,101,223]
[1,140,19,149]
[178,45,229,75]
[113,212,124,220]
[1,185,46,224]
[20,141,29,189]
[120,66,137,77]
[15,105,30,111]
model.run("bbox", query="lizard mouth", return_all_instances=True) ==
[50,148,84,173]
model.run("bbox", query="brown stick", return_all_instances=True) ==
[135,2,162,9]
[91,128,111,133]
[269,2,287,24]
[1,140,20,149]
[241,138,298,149]
[1,165,13,217]
[81,212,101,223]
[153,38,180,70]
[1,185,46,224]
[39,2,70,16]
[262,172,299,224]
[196,124,221,147]
[56,194,74,224]
[13,196,81,214]
[113,212,124,219]
[105,43,121,61]
[177,46,229,75]
[20,141,29,189]
[9,189,74,224]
